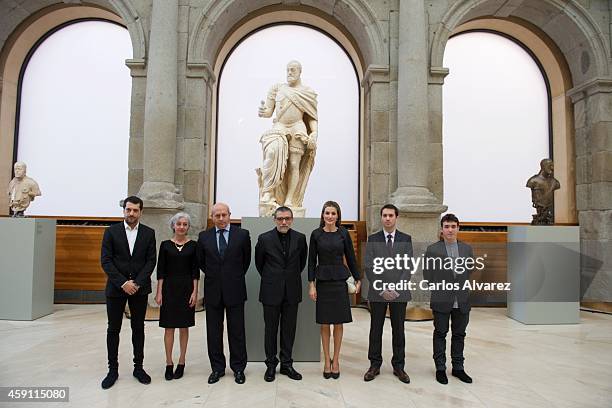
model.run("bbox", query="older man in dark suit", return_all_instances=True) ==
[197,202,251,384]
[100,195,157,389]
[364,204,413,383]
[255,206,308,382]
[424,213,474,385]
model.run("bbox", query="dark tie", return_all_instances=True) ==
[386,234,393,251]
[218,229,228,257]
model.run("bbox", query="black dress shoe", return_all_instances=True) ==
[234,371,246,384]
[101,370,118,389]
[208,371,225,384]
[279,366,302,380]
[133,367,151,384]
[363,367,380,382]
[436,370,448,384]
[165,365,174,381]
[264,366,276,382]
[393,368,410,384]
[174,364,185,379]
[452,369,473,383]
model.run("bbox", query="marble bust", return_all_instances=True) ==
[256,60,318,217]
[526,158,560,225]
[7,161,41,217]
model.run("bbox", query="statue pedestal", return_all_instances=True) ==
[507,226,580,324]
[0,218,56,320]
[242,217,320,362]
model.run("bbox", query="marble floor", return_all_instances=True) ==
[0,305,611,408]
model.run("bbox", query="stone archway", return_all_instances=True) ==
[428,0,612,306]
[184,0,390,220]
[0,2,145,215]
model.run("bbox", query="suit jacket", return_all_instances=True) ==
[197,225,251,307]
[365,230,413,302]
[423,240,474,313]
[100,222,157,297]
[255,228,308,306]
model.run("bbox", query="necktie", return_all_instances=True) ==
[386,234,393,251]
[218,229,228,257]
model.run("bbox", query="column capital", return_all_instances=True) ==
[428,66,449,85]
[186,60,216,84]
[567,77,612,103]
[362,64,389,88]
[126,58,146,77]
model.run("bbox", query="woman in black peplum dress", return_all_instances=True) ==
[155,212,200,381]
[308,201,361,379]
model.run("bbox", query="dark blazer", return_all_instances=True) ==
[255,228,308,306]
[197,225,251,307]
[100,222,157,297]
[423,240,474,313]
[365,230,413,302]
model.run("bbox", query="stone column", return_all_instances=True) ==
[137,0,182,208]
[391,0,446,243]
[392,0,446,320]
[568,79,612,307]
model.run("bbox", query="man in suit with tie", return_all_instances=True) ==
[255,206,308,382]
[423,213,474,385]
[363,204,413,383]
[197,202,251,384]
[100,196,157,389]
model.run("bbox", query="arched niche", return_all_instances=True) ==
[429,0,600,224]
[186,5,382,220]
[452,17,576,223]
[0,3,144,215]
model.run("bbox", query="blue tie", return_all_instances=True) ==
[218,229,228,257]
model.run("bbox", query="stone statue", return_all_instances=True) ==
[256,60,318,217]
[7,161,41,217]
[526,158,560,225]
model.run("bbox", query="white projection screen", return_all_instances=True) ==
[216,25,360,219]
[17,20,132,217]
[442,32,550,222]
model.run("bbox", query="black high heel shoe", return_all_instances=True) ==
[165,364,174,381]
[323,359,332,379]
[174,364,185,379]
[331,359,340,379]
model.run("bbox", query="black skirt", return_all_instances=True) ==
[316,280,352,324]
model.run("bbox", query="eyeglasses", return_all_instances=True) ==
[275,217,293,222]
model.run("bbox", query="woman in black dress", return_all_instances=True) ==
[308,201,361,379]
[155,212,199,380]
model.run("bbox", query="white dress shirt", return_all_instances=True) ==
[124,221,139,255]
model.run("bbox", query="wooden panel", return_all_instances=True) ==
[458,231,507,305]
[55,225,107,290]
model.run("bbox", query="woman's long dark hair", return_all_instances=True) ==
[319,200,342,228]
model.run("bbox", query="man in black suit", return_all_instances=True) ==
[255,206,308,382]
[423,213,474,385]
[197,202,251,384]
[364,204,413,383]
[100,196,157,389]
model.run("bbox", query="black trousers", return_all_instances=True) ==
[205,303,247,372]
[368,301,407,369]
[106,295,148,370]
[433,309,470,370]
[263,302,299,368]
